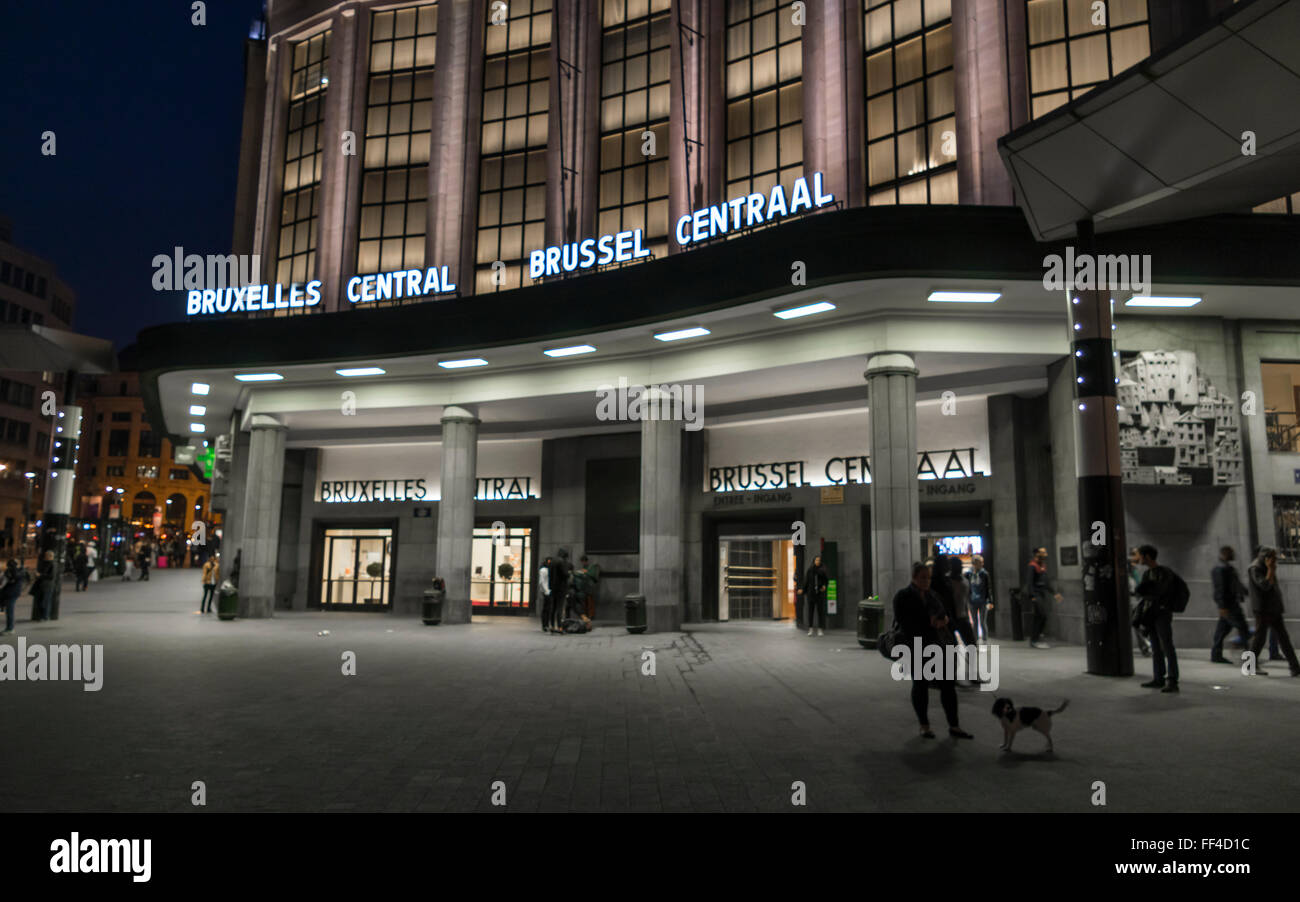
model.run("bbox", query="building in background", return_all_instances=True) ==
[122,0,1300,647]
[0,216,77,553]
[74,372,219,566]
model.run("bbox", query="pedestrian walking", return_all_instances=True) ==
[0,559,25,635]
[138,541,151,581]
[31,550,55,621]
[1128,547,1152,657]
[798,554,829,636]
[200,554,220,613]
[1133,544,1186,692]
[73,544,90,592]
[1246,547,1300,677]
[1210,546,1251,663]
[965,555,992,642]
[1025,546,1062,649]
[892,562,974,740]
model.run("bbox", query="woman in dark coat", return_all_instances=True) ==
[0,559,24,635]
[892,561,973,740]
[32,550,55,621]
[798,555,830,636]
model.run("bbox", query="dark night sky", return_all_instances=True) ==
[0,0,266,350]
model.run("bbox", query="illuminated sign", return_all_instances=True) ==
[935,535,983,555]
[320,479,429,503]
[187,281,322,315]
[529,230,651,279]
[675,172,834,249]
[346,267,455,304]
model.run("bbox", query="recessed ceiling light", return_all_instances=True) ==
[543,345,597,357]
[438,358,488,369]
[653,327,710,342]
[1125,296,1202,307]
[189,405,206,416]
[191,382,210,395]
[336,367,387,377]
[774,301,836,319]
[234,373,284,382]
[189,423,205,433]
[927,291,1001,303]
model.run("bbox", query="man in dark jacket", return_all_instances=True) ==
[1210,546,1251,663]
[1134,544,1180,692]
[1025,547,1062,649]
[1247,546,1300,676]
[798,555,829,636]
[892,562,973,740]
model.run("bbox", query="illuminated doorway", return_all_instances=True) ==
[320,526,394,610]
[718,536,797,621]
[470,522,533,615]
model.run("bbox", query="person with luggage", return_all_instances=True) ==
[1133,544,1187,692]
[892,561,974,740]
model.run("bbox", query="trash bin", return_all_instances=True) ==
[857,596,885,649]
[422,587,445,625]
[217,580,238,621]
[624,593,647,634]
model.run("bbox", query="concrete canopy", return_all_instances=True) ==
[999,0,1300,241]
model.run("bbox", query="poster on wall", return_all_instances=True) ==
[1117,350,1243,486]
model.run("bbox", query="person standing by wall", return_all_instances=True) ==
[537,556,553,633]
[798,554,829,636]
[893,561,974,740]
[965,555,992,642]
[1128,547,1152,657]
[1025,547,1062,649]
[200,554,220,614]
[1247,547,1300,677]
[1134,544,1183,692]
[1210,546,1252,664]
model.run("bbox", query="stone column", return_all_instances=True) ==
[803,0,866,208]
[1071,220,1132,676]
[427,0,486,294]
[639,388,684,632]
[316,5,364,311]
[952,0,1015,205]
[239,414,288,618]
[436,405,479,624]
[669,0,726,232]
[866,353,920,603]
[547,0,602,246]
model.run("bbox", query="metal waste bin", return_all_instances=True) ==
[857,596,885,648]
[217,580,238,621]
[624,593,647,634]
[422,588,445,625]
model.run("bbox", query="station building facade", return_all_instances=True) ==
[124,0,1300,645]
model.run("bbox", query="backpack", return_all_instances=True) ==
[1163,569,1190,613]
[561,617,589,634]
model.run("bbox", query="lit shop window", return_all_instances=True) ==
[358,5,438,278]
[598,0,671,261]
[1261,362,1300,453]
[1026,0,1149,119]
[725,0,804,205]
[1274,497,1300,561]
[863,0,956,205]
[278,31,331,285]
[476,0,552,294]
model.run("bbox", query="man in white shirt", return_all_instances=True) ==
[538,557,554,633]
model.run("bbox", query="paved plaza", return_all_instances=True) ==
[1,569,1295,813]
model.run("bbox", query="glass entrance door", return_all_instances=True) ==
[470,524,532,614]
[321,527,394,610]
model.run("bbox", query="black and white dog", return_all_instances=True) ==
[991,698,1069,752]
